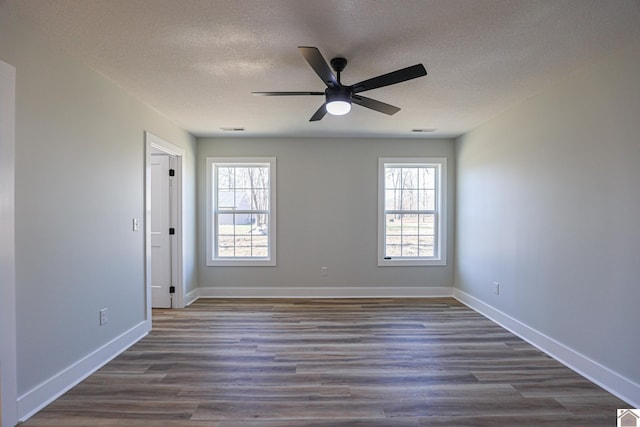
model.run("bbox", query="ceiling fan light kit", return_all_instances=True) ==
[325,86,352,115]
[253,46,427,121]
[326,100,351,115]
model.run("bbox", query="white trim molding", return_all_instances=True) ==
[17,322,149,422]
[454,289,640,408]
[185,288,200,306]
[193,286,454,299]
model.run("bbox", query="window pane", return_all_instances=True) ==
[385,189,399,210]
[402,235,419,257]
[217,189,236,210]
[419,235,435,245]
[254,219,268,233]
[419,234,435,257]
[234,167,250,188]
[401,189,418,211]
[217,214,234,234]
[385,167,401,189]
[401,214,419,235]
[252,236,268,257]
[418,214,435,236]
[250,215,269,257]
[237,211,252,258]
[419,167,435,189]
[218,236,235,257]
[217,213,236,257]
[250,189,269,210]
[234,233,251,257]
[386,236,402,257]
[386,214,401,235]
[234,216,252,233]
[217,167,234,190]
[418,189,435,210]
[402,168,418,191]
[252,214,268,234]
[216,213,270,258]
[235,189,252,211]
[249,166,269,188]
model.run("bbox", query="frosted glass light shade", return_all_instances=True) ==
[326,100,351,115]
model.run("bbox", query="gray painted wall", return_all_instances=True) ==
[0,11,197,396]
[198,137,455,289]
[456,41,640,386]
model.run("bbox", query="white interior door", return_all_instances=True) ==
[150,153,172,308]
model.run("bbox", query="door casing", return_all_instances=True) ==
[0,59,17,427]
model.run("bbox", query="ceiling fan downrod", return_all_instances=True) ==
[330,57,348,84]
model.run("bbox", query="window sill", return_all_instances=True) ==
[207,259,276,267]
[378,258,446,267]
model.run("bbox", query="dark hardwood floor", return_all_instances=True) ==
[23,298,627,426]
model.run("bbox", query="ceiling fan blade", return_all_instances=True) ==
[252,91,324,96]
[352,95,401,115]
[351,64,427,93]
[309,103,327,121]
[299,46,339,88]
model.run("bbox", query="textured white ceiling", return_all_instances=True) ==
[4,0,640,138]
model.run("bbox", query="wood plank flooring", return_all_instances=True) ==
[23,298,627,426]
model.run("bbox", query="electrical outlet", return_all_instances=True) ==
[99,308,109,325]
[493,282,500,295]
[320,267,328,277]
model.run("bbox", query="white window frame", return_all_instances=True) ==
[206,157,276,266]
[378,157,447,266]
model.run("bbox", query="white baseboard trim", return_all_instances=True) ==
[193,286,454,299]
[17,320,150,422]
[454,289,640,408]
[185,288,199,306]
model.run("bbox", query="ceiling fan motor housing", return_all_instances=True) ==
[326,86,352,103]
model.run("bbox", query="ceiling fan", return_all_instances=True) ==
[252,46,427,121]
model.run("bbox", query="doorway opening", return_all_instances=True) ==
[144,132,185,317]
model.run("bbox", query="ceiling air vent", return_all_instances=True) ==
[220,127,245,132]
[412,128,436,133]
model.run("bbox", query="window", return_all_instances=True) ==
[206,157,276,266]
[378,158,446,266]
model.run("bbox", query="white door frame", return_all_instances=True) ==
[144,132,185,320]
[0,59,17,427]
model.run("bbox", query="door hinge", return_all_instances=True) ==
[169,227,175,235]
[169,286,175,294]
[169,168,175,177]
